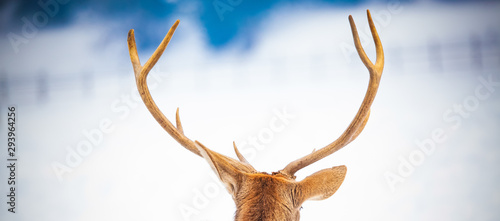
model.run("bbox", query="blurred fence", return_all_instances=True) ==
[1,30,499,106]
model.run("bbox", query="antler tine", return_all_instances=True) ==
[176,108,184,134]
[233,142,250,164]
[280,10,384,178]
[128,20,201,157]
[350,10,384,74]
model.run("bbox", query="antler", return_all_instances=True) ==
[279,10,384,178]
[128,20,256,173]
[128,20,202,156]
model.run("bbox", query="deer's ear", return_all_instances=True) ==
[295,165,347,204]
[195,141,246,196]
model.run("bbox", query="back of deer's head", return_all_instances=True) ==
[127,10,383,220]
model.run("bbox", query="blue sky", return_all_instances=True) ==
[1,0,490,49]
[1,0,373,49]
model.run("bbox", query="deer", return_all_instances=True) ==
[127,9,383,221]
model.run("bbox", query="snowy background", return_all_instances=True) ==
[1,0,499,220]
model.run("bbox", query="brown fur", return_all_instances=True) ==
[234,173,300,221]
